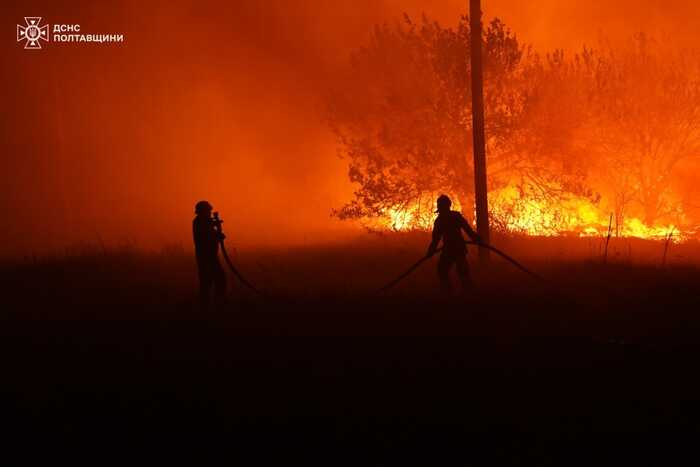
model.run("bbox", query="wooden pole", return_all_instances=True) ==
[470,0,490,262]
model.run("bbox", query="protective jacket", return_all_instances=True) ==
[427,211,479,256]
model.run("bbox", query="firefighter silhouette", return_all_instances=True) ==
[426,195,481,294]
[193,200,226,310]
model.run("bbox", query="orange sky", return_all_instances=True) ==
[3,0,700,256]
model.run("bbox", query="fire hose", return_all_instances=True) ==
[211,212,543,297]
[213,212,266,296]
[377,241,545,293]
[218,239,266,296]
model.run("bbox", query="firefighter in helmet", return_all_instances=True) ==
[193,200,226,310]
[426,194,481,294]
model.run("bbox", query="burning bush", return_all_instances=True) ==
[327,14,700,240]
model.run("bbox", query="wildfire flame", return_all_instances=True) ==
[488,186,682,240]
[374,187,687,242]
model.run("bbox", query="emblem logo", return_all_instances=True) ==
[17,17,49,49]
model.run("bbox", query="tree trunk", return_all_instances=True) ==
[470,0,490,259]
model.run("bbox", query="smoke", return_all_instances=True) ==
[485,0,700,51]
[2,0,700,255]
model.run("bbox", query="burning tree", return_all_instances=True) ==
[582,34,700,228]
[327,13,700,238]
[326,15,527,228]
[488,49,600,233]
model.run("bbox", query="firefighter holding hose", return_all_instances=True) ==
[426,194,481,295]
[193,200,226,310]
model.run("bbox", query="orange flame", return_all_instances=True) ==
[371,186,688,242]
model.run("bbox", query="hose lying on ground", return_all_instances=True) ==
[216,236,543,298]
[218,239,266,296]
[377,241,545,293]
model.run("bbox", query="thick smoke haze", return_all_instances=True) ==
[2,1,700,256]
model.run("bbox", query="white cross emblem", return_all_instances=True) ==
[17,17,49,49]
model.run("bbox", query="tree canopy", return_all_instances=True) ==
[327,14,700,235]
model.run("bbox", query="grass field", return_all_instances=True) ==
[2,233,700,464]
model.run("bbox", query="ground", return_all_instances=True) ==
[2,233,699,464]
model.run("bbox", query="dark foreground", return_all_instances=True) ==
[2,238,700,464]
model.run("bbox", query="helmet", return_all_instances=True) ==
[436,194,452,213]
[195,200,213,215]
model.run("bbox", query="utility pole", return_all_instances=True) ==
[470,0,490,262]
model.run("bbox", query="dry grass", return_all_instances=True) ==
[2,233,700,463]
